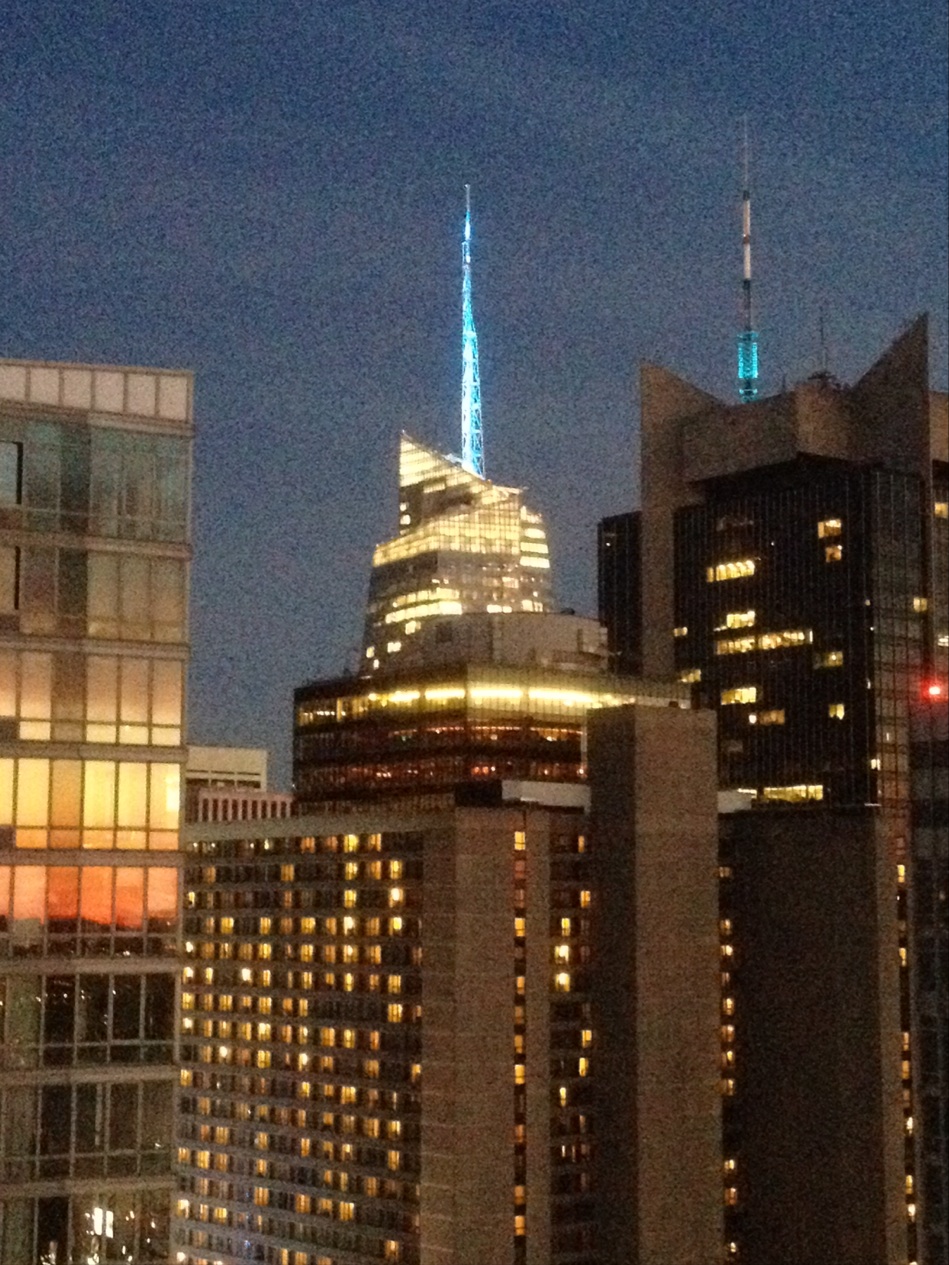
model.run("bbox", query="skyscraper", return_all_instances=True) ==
[362,435,552,675]
[0,359,192,1263]
[599,316,948,1263]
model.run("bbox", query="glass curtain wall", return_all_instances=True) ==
[0,371,191,1263]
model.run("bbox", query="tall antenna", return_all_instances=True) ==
[461,184,485,476]
[737,118,759,402]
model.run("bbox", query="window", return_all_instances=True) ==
[912,596,928,613]
[679,668,701,684]
[935,501,948,519]
[0,546,18,614]
[706,559,756,582]
[824,544,843,562]
[721,686,757,705]
[761,784,824,802]
[748,709,784,726]
[0,443,22,504]
[673,626,688,637]
[817,518,842,537]
[814,650,843,668]
[828,703,845,719]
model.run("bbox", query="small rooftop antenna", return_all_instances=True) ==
[737,118,759,401]
[461,184,485,477]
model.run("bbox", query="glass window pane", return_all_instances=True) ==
[112,975,141,1041]
[80,868,113,931]
[50,761,82,827]
[88,552,120,639]
[86,658,117,723]
[148,764,180,831]
[0,652,15,717]
[151,559,184,639]
[0,441,22,505]
[0,546,17,615]
[119,659,149,723]
[12,866,46,923]
[151,659,182,727]
[117,763,147,827]
[109,1083,139,1151]
[114,867,144,930]
[21,653,51,719]
[83,761,116,830]
[119,556,148,635]
[47,867,79,923]
[146,868,177,928]
[15,758,50,826]
[0,757,13,822]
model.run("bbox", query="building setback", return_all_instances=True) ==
[0,359,192,1263]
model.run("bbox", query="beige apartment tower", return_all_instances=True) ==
[0,360,192,1262]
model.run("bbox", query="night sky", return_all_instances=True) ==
[3,1,946,787]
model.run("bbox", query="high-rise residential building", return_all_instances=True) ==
[362,435,552,675]
[598,316,948,1264]
[0,359,192,1263]
[175,701,721,1265]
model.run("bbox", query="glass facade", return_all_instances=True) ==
[597,512,642,677]
[674,460,929,808]
[0,362,191,1263]
[294,666,686,813]
[363,436,552,673]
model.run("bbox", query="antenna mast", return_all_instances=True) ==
[737,119,759,401]
[461,184,485,476]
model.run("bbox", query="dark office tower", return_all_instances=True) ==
[362,435,553,675]
[0,360,192,1263]
[908,692,948,1265]
[633,315,947,807]
[597,512,641,676]
[601,315,948,1264]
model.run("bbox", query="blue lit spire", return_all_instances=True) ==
[461,184,485,476]
[737,119,759,402]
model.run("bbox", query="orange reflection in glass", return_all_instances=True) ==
[12,866,46,922]
[0,865,10,919]
[147,868,178,923]
[47,867,80,920]
[80,867,113,930]
[115,867,145,929]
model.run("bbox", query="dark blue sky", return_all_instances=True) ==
[3,0,947,786]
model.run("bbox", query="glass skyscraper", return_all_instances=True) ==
[362,435,552,674]
[0,359,192,1263]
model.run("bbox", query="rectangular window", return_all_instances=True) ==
[0,442,23,505]
[824,544,843,562]
[817,518,842,537]
[0,546,19,614]
[748,709,784,726]
[721,686,757,705]
[828,703,846,719]
[706,559,756,582]
[814,650,844,668]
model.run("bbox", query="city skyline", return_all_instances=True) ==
[3,0,947,784]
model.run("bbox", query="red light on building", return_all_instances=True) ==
[923,681,944,699]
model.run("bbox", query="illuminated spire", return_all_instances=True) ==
[737,118,759,401]
[461,184,485,476]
